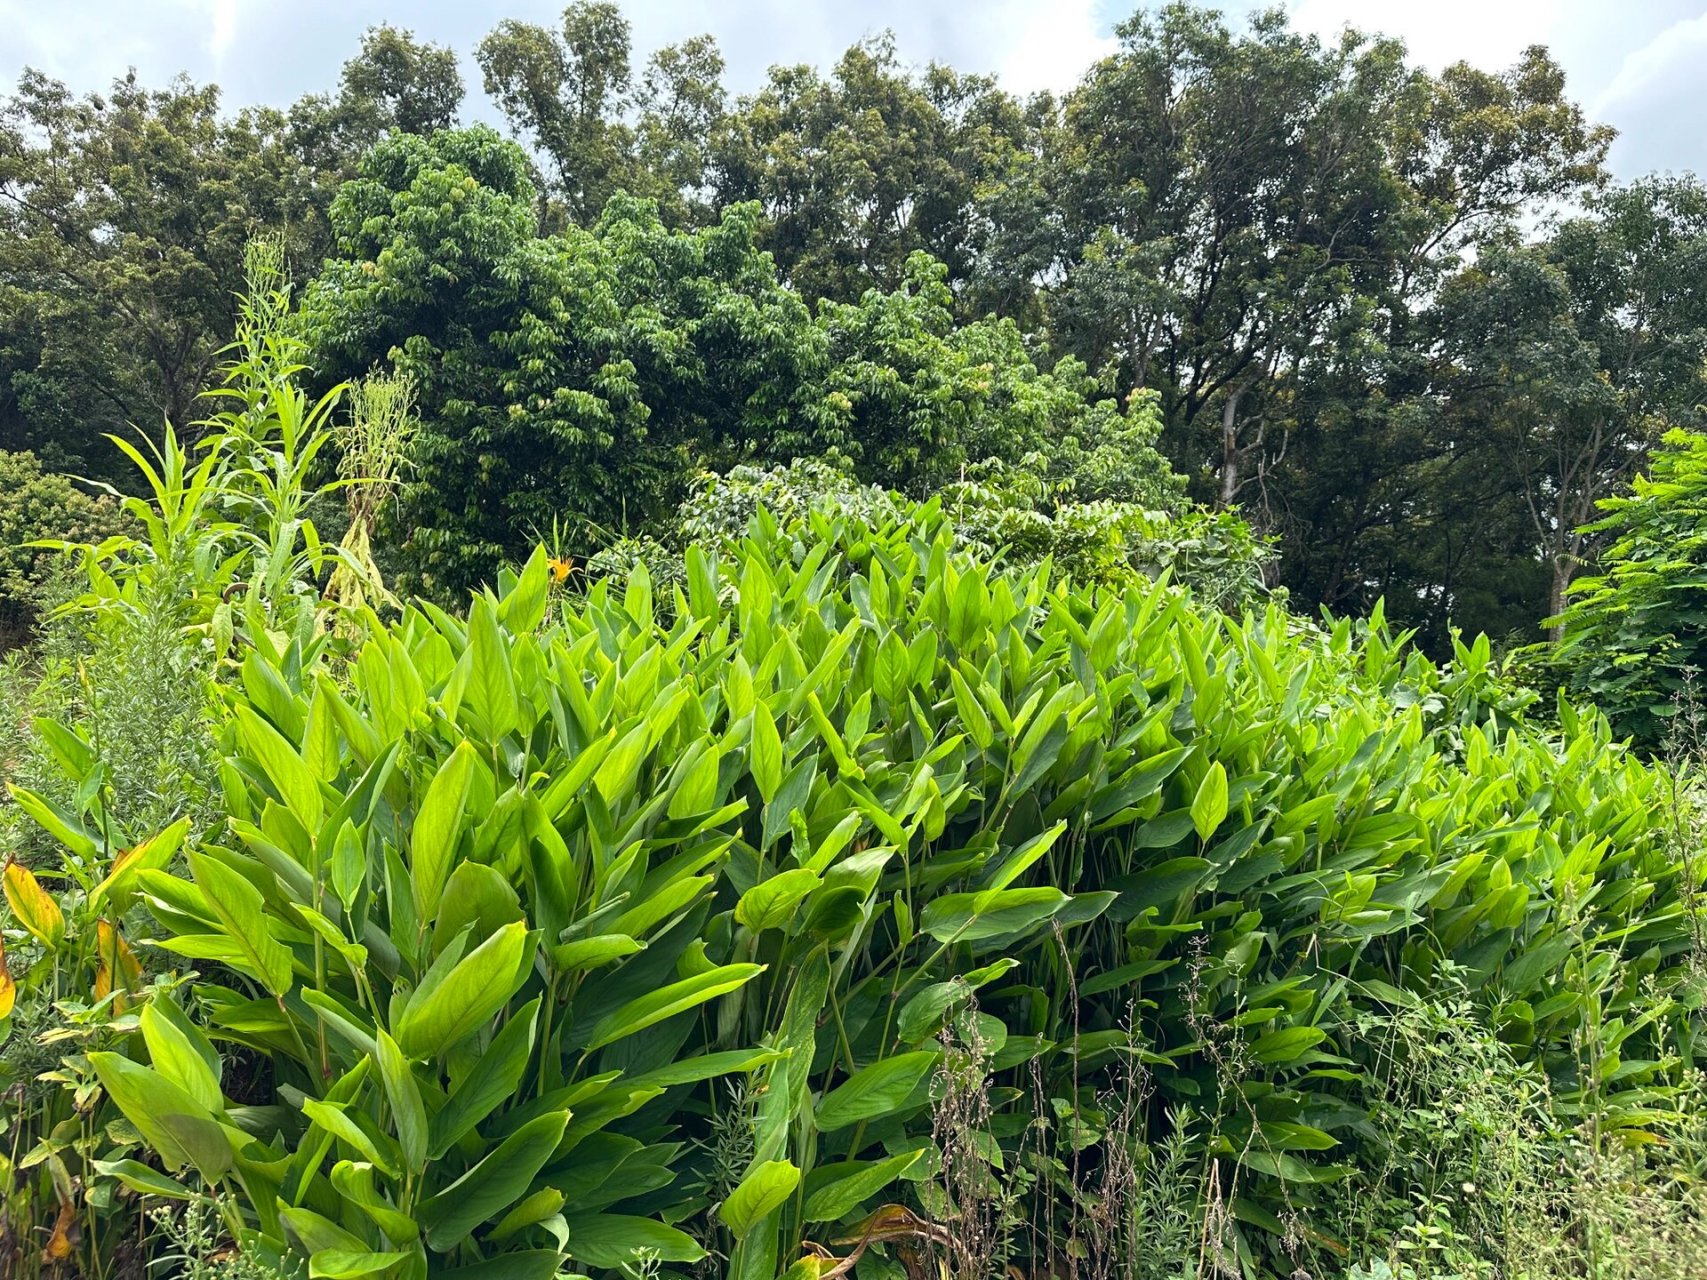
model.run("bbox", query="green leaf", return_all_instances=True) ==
[1191,761,1229,841]
[375,1030,428,1173]
[140,997,222,1115]
[465,596,520,741]
[183,849,293,995]
[750,703,783,804]
[397,921,534,1059]
[309,1249,410,1279]
[301,1099,397,1177]
[489,1187,566,1241]
[428,998,540,1159]
[815,1052,937,1131]
[734,870,822,933]
[580,963,763,1051]
[562,1214,706,1268]
[91,1159,195,1200]
[1249,1026,1328,1064]
[802,1150,924,1222]
[412,741,476,921]
[918,886,1069,943]
[87,1053,228,1178]
[720,1160,800,1238]
[417,1110,570,1251]
[233,704,324,829]
[5,784,99,861]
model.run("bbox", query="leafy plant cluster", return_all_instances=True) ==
[5,456,1701,1277]
[1548,428,1707,750]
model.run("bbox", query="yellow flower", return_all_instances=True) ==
[549,556,574,586]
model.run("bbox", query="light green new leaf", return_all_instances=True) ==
[749,703,782,804]
[397,921,534,1059]
[1191,761,1229,841]
[140,998,222,1115]
[412,741,476,921]
[735,870,822,933]
[720,1160,800,1238]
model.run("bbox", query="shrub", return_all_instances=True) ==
[0,449,127,645]
[1552,427,1707,749]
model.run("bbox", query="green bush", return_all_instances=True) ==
[10,498,1688,1278]
[1552,427,1707,749]
[0,449,126,643]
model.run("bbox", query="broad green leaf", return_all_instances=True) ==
[1249,1026,1328,1064]
[412,741,476,920]
[140,998,222,1114]
[918,886,1069,943]
[398,921,534,1059]
[1191,762,1229,841]
[428,998,540,1159]
[91,1159,195,1200]
[184,849,294,995]
[720,1160,800,1238]
[581,963,764,1051]
[309,1249,410,1279]
[234,704,324,829]
[562,1214,706,1269]
[802,1150,924,1222]
[815,1052,937,1131]
[750,703,783,804]
[417,1110,570,1250]
[735,870,822,933]
[375,1030,428,1172]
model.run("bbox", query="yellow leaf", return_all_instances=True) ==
[42,1198,77,1262]
[3,860,65,948]
[0,936,15,1020]
[94,921,142,1014]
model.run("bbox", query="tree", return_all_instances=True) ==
[287,24,464,173]
[0,71,324,478]
[711,36,1032,308]
[1552,428,1707,748]
[298,127,827,595]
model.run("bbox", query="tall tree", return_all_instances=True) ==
[0,71,321,475]
[711,36,1032,307]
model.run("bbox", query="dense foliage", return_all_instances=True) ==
[1551,428,1707,749]
[3,320,1704,1274]
[9,3,1707,646]
[8,4,1707,1278]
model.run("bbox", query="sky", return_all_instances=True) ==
[1,0,1703,179]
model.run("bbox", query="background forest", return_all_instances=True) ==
[5,6,1707,1280]
[6,2,1703,654]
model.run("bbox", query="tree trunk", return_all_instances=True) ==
[1547,553,1574,642]
[1218,387,1244,507]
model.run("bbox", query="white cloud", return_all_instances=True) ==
[1284,0,1566,70]
[989,0,1118,95]
[208,0,238,65]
